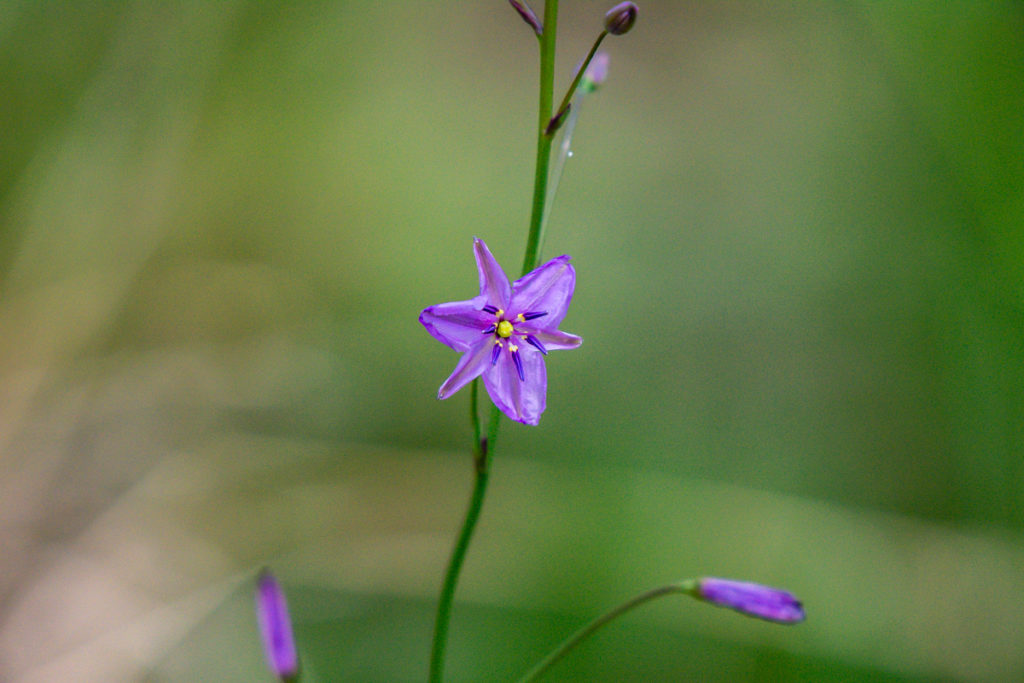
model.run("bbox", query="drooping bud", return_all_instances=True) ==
[684,577,805,624]
[509,0,542,36]
[580,52,610,94]
[255,570,300,680]
[604,2,638,35]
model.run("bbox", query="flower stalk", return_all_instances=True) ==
[521,0,561,276]
[428,2,563,680]
[516,578,804,682]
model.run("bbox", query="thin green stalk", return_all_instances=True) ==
[428,421,493,683]
[430,3,560,680]
[469,377,482,447]
[515,584,687,683]
[521,0,560,276]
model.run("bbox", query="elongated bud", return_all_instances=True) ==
[509,0,542,36]
[580,52,610,94]
[256,570,300,680]
[684,577,805,624]
[604,2,638,35]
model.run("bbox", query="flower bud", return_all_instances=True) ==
[509,0,542,36]
[580,52,610,94]
[604,2,638,35]
[255,570,299,680]
[687,577,805,624]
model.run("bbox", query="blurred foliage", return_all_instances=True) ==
[1,1,1022,682]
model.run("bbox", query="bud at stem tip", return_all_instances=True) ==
[604,2,638,35]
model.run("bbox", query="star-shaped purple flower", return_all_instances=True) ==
[420,238,582,425]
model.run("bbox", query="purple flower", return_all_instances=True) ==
[420,238,582,425]
[255,570,299,680]
[691,577,805,624]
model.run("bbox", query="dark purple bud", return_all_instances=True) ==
[690,577,805,624]
[604,2,638,35]
[545,104,571,135]
[509,0,542,36]
[255,570,299,680]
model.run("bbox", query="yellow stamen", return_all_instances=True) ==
[515,313,526,322]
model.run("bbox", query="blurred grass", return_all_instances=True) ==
[1,1,1022,681]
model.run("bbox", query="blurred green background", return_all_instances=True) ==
[1,1,1023,681]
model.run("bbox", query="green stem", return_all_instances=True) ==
[521,0,560,276]
[430,2,560,679]
[469,377,482,447]
[428,414,496,683]
[515,584,687,683]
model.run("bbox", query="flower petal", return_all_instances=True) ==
[484,345,547,425]
[420,296,488,351]
[438,338,493,399]
[474,238,512,308]
[510,255,575,328]
[528,328,583,351]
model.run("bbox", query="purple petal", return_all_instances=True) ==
[474,239,512,308]
[438,338,492,399]
[695,578,805,624]
[525,328,582,351]
[420,297,489,352]
[510,255,575,328]
[484,344,547,425]
[255,570,299,678]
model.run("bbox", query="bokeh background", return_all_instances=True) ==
[2,1,1023,681]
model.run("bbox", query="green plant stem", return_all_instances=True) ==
[515,584,687,683]
[430,3,561,680]
[521,0,560,276]
[428,400,496,683]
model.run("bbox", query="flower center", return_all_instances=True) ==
[479,305,552,381]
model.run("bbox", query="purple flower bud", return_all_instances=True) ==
[255,570,299,680]
[691,577,805,624]
[580,52,610,93]
[604,2,638,36]
[509,0,542,36]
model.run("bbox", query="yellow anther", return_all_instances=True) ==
[496,320,514,338]
[509,343,519,352]
[495,309,504,318]
[515,313,526,322]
